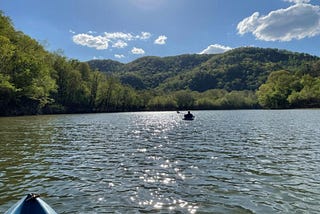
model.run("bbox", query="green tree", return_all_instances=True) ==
[96,75,120,111]
[288,75,320,107]
[147,95,177,110]
[257,70,298,108]
[0,35,17,114]
[174,90,195,109]
[6,32,56,114]
[52,55,89,111]
[89,71,103,109]
[117,86,140,111]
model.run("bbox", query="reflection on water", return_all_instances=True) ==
[0,110,320,213]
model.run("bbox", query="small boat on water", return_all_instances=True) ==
[183,111,195,120]
[5,193,57,214]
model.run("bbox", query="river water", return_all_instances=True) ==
[0,110,319,213]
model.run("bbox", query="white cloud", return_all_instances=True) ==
[112,40,128,48]
[72,31,155,50]
[104,31,152,41]
[114,54,125,59]
[69,29,76,34]
[104,32,135,41]
[199,44,233,54]
[138,32,152,40]
[87,30,97,34]
[72,34,109,50]
[131,47,145,55]
[237,12,260,35]
[283,0,310,4]
[237,3,320,41]
[154,35,167,45]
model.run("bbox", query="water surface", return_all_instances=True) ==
[0,110,320,213]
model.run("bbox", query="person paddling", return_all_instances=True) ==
[184,111,194,120]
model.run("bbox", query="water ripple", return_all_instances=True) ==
[0,110,320,213]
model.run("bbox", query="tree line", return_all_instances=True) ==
[257,69,320,108]
[1,12,320,116]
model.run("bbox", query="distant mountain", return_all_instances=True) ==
[2,10,320,116]
[88,47,319,92]
[88,54,212,89]
[88,59,124,73]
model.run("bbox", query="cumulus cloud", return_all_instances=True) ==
[154,35,167,45]
[72,34,109,50]
[72,31,154,50]
[138,32,152,40]
[237,12,260,35]
[131,47,145,55]
[104,32,134,41]
[237,3,320,41]
[114,54,125,59]
[199,44,233,54]
[112,40,128,48]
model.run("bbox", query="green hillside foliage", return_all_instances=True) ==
[88,47,318,93]
[0,12,56,115]
[257,71,320,109]
[89,47,320,109]
[0,12,140,115]
[88,59,124,73]
[1,11,320,115]
[158,47,318,92]
[89,54,212,89]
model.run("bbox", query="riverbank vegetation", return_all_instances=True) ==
[1,12,320,116]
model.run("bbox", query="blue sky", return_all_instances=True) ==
[2,0,320,62]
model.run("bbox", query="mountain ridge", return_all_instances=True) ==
[2,10,320,116]
[87,47,319,91]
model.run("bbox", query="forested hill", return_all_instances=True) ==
[87,48,319,91]
[1,10,320,116]
[88,54,213,89]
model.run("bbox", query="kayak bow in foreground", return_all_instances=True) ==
[5,193,57,214]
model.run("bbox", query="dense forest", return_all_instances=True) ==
[1,12,320,116]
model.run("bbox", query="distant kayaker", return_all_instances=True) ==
[184,111,194,120]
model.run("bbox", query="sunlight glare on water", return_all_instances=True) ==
[0,110,320,213]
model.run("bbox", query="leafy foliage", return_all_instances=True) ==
[257,71,320,109]
[161,47,318,92]
[88,47,318,94]
[88,54,212,89]
[0,12,56,114]
[1,11,320,115]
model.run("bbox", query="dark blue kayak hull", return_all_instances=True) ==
[5,194,57,214]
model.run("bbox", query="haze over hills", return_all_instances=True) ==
[88,47,319,92]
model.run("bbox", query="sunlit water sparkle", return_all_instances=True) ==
[0,110,320,213]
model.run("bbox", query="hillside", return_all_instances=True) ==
[88,47,319,92]
[88,54,212,89]
[1,10,320,116]
[0,12,144,115]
